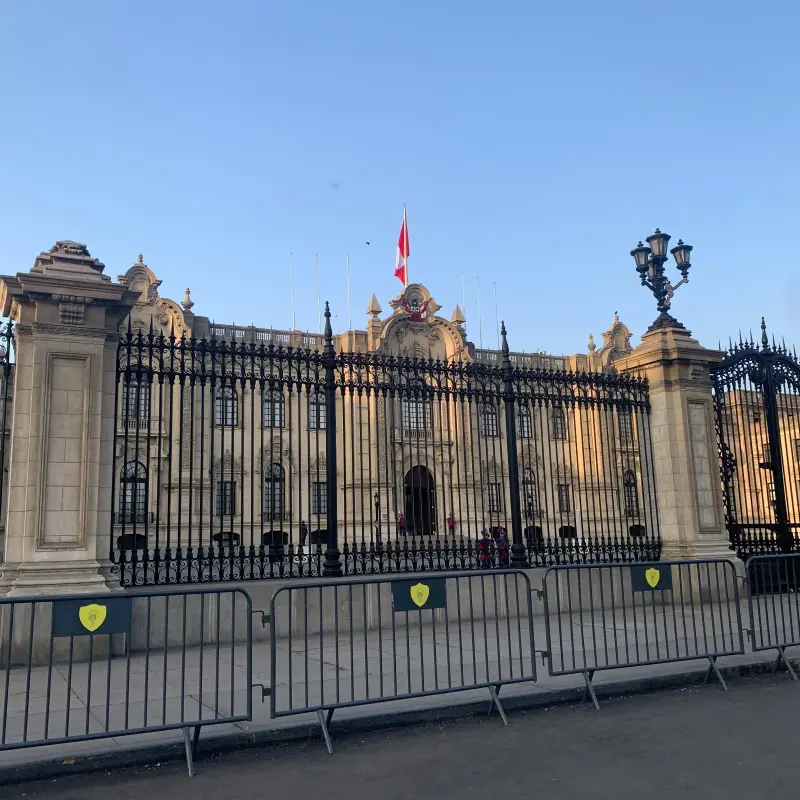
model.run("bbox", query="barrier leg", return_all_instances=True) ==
[776,647,798,681]
[704,656,729,691]
[182,726,198,778]
[487,684,508,726]
[582,670,600,711]
[317,709,334,754]
[191,725,202,760]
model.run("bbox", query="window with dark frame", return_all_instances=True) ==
[216,480,236,517]
[402,390,431,431]
[119,461,147,524]
[488,483,503,513]
[265,462,285,519]
[121,376,150,424]
[263,389,284,429]
[215,386,238,427]
[480,403,499,437]
[619,409,634,443]
[517,406,532,439]
[309,391,327,430]
[311,481,327,515]
[552,407,566,440]
[623,469,639,516]
[557,483,571,513]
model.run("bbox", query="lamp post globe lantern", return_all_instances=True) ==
[630,228,694,330]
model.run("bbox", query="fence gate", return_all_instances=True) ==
[711,320,800,559]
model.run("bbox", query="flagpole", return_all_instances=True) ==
[461,273,465,311]
[476,276,483,349]
[290,252,296,331]
[493,281,500,350]
[346,254,352,331]
[403,204,409,287]
[315,254,321,334]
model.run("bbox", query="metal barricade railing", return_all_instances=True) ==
[746,554,800,679]
[268,570,537,752]
[0,588,253,776]
[541,559,744,708]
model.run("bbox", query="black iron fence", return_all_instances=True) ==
[541,559,744,708]
[268,570,536,751]
[712,323,800,559]
[111,307,660,585]
[0,587,253,777]
[0,320,13,562]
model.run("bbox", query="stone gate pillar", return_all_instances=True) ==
[0,242,139,596]
[614,321,736,563]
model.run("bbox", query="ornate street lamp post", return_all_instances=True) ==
[630,229,693,330]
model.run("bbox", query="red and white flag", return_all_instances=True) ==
[395,207,409,286]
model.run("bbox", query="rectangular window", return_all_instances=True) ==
[517,408,532,439]
[403,397,430,431]
[216,481,236,517]
[312,482,327,515]
[309,393,327,430]
[480,405,499,437]
[557,483,571,513]
[619,410,633,443]
[796,439,800,462]
[488,483,502,513]
[551,408,566,440]
[762,442,771,464]
[767,482,776,510]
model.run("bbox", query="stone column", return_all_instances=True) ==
[614,321,736,563]
[0,242,139,596]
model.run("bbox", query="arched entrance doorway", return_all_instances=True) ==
[404,466,436,536]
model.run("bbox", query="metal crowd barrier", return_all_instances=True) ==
[541,559,744,709]
[268,570,537,752]
[746,554,800,679]
[0,587,253,776]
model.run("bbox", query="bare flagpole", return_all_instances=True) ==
[403,204,409,287]
[290,252,296,331]
[461,273,466,311]
[346,253,352,331]
[315,254,322,334]
[476,276,483,349]
[493,281,500,349]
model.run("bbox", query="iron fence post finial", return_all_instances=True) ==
[323,301,342,577]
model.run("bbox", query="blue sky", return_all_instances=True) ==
[1,0,798,355]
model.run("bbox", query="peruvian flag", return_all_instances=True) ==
[395,207,409,286]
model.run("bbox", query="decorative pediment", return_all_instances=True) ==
[214,449,243,474]
[388,283,441,322]
[118,254,162,305]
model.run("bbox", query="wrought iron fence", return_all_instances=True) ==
[111,306,660,585]
[712,321,800,560]
[0,319,12,561]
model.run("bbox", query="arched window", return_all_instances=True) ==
[551,407,566,440]
[309,390,326,430]
[517,406,532,439]
[215,386,238,427]
[121,375,150,429]
[263,389,284,429]
[522,468,539,520]
[119,461,147,524]
[402,383,432,431]
[623,470,639,516]
[264,462,285,520]
[480,403,499,437]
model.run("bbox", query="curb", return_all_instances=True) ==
[0,657,790,786]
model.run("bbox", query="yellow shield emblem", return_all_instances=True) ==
[645,568,660,589]
[410,582,430,608]
[79,603,107,633]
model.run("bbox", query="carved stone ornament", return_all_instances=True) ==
[52,294,94,326]
[214,449,243,474]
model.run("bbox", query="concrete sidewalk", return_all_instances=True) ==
[0,595,796,783]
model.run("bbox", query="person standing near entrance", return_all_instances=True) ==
[447,512,455,538]
[478,529,493,569]
[496,527,510,568]
[398,511,407,538]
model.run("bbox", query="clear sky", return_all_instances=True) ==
[1,0,798,355]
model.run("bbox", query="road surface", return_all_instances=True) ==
[7,674,797,799]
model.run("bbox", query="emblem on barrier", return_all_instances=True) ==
[79,603,107,633]
[410,582,430,608]
[645,568,661,588]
